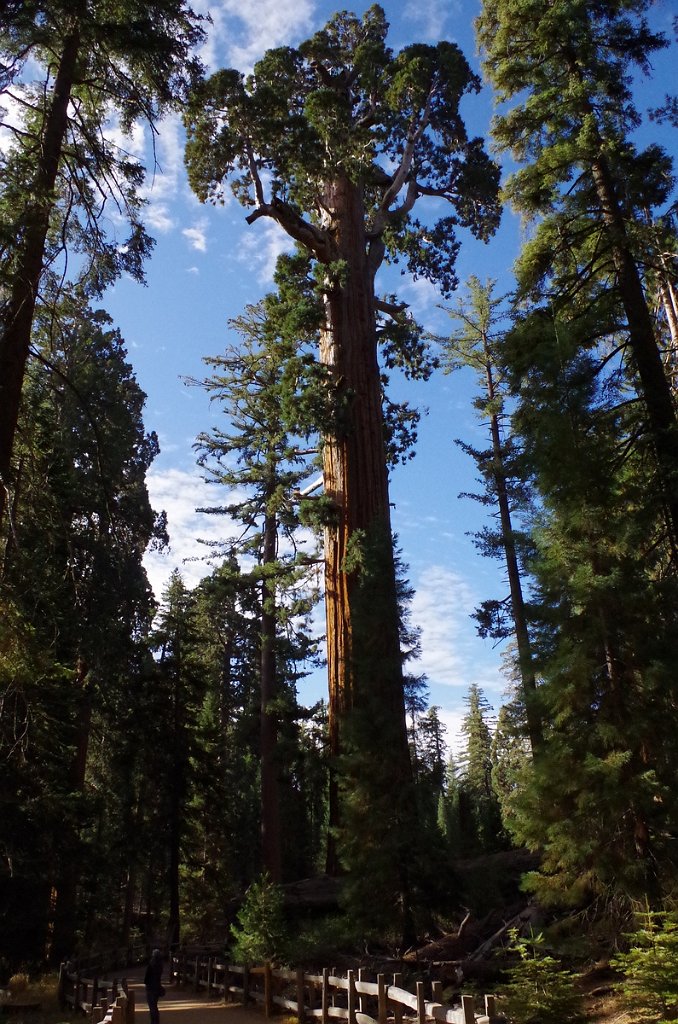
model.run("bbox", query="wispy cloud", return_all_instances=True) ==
[239,218,293,282]
[182,219,209,252]
[411,564,502,695]
[200,0,317,72]
[141,113,186,232]
[144,465,248,595]
[403,0,460,42]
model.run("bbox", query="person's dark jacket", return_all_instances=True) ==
[144,959,163,995]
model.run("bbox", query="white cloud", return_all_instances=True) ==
[145,203,176,233]
[0,87,30,155]
[239,218,293,282]
[141,113,186,230]
[411,564,502,695]
[200,0,316,72]
[182,219,208,252]
[105,114,147,161]
[403,0,459,42]
[144,465,248,595]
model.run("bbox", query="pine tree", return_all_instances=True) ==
[0,294,163,960]
[0,0,205,524]
[148,571,206,947]
[191,300,322,883]
[439,277,543,754]
[458,685,505,854]
[476,0,678,555]
[500,311,678,905]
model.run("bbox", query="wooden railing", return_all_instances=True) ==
[171,953,499,1024]
[58,964,135,1024]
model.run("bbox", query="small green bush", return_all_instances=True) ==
[611,911,678,1023]
[230,874,288,966]
[496,930,583,1024]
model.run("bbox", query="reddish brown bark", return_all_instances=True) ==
[318,175,411,872]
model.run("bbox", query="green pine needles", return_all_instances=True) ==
[497,930,583,1024]
[612,911,678,1023]
[229,874,289,966]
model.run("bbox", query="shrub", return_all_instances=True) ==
[611,911,678,1023]
[230,874,288,966]
[496,930,583,1024]
[8,974,30,996]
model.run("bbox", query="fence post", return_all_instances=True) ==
[207,958,214,999]
[117,992,128,1024]
[126,989,135,1024]
[416,981,426,1024]
[194,957,200,993]
[357,968,365,1016]
[99,999,109,1022]
[461,995,475,1024]
[321,967,329,1024]
[296,967,305,1024]
[485,995,496,1021]
[377,974,387,1024]
[431,982,442,1004]
[58,963,67,1011]
[347,970,356,1024]
[392,974,403,1024]
[243,966,250,1007]
[264,963,273,1017]
[111,1003,124,1024]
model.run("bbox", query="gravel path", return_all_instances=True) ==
[125,969,266,1024]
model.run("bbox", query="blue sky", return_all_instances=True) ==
[95,0,677,748]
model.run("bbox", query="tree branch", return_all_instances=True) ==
[245,197,334,261]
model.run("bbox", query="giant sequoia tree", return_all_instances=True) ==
[0,0,204,525]
[184,6,500,905]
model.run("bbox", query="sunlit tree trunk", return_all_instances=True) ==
[319,174,411,874]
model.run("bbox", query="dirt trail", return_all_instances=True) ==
[126,969,265,1024]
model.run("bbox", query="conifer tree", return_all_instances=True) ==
[458,685,505,853]
[0,294,163,960]
[0,0,205,525]
[184,7,500,927]
[501,312,678,905]
[192,301,322,883]
[184,559,262,909]
[149,571,205,947]
[476,0,678,555]
[439,277,542,754]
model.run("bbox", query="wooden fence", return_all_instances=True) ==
[171,953,499,1024]
[58,964,135,1024]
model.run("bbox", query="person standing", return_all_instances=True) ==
[144,949,164,1024]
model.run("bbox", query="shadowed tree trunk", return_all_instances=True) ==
[0,22,80,526]
[260,501,282,882]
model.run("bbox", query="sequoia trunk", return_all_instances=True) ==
[319,175,411,871]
